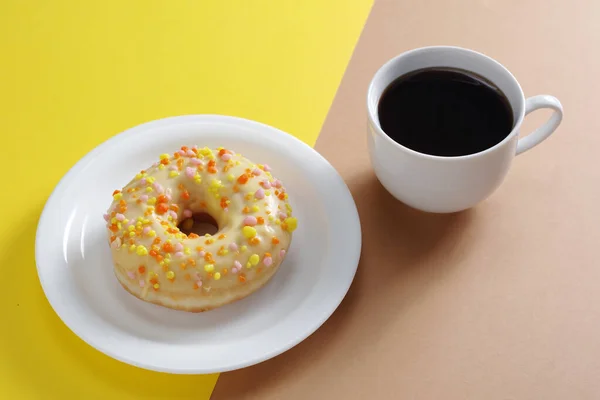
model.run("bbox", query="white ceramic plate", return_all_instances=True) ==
[35,115,361,374]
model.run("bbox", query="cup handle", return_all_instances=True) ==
[516,95,563,155]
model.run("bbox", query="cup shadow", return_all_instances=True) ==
[212,172,475,399]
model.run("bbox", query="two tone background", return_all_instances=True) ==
[3,1,600,399]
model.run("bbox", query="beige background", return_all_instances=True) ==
[213,0,600,398]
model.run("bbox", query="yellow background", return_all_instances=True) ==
[0,1,371,398]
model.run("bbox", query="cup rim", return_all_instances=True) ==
[367,45,526,161]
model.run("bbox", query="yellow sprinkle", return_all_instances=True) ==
[205,238,215,244]
[184,247,191,255]
[135,173,143,180]
[129,231,135,237]
[159,153,170,160]
[227,173,235,182]
[194,175,202,184]
[205,233,212,237]
[246,262,252,268]
[113,193,123,200]
[249,254,260,266]
[129,244,136,252]
[167,216,173,222]
[251,205,260,213]
[158,164,165,170]
[136,221,142,227]
[148,230,156,237]
[166,271,175,280]
[110,217,117,224]
[200,147,212,156]
[117,223,122,230]
[128,225,135,232]
[265,190,271,196]
[204,264,215,272]
[169,171,179,178]
[284,217,298,232]
[283,193,288,200]
[243,226,257,238]
[147,206,155,213]
[240,245,247,252]
[275,219,281,225]
[153,283,160,289]
[146,177,155,184]
[268,215,275,221]
[214,272,221,280]
[147,197,157,205]
[163,258,171,265]
[159,260,165,266]
[146,187,153,192]
[136,245,149,256]
[123,219,129,224]
[143,219,151,224]
[286,204,293,214]
[210,179,223,189]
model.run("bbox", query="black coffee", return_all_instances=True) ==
[377,67,514,157]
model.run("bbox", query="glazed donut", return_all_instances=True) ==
[104,146,297,312]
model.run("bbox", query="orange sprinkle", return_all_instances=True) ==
[184,273,191,281]
[162,242,174,253]
[242,206,250,214]
[266,210,271,215]
[153,237,162,245]
[220,197,229,209]
[109,225,119,232]
[188,258,196,266]
[207,160,217,173]
[204,252,213,262]
[156,254,164,262]
[272,237,280,245]
[218,234,226,239]
[278,192,286,200]
[162,265,168,272]
[177,158,184,170]
[160,158,170,165]
[218,148,227,157]
[177,183,185,190]
[180,263,187,270]
[149,249,158,257]
[238,274,246,283]
[181,146,189,152]
[156,203,169,215]
[250,237,261,245]
[188,233,200,239]
[233,185,240,193]
[112,190,121,196]
[257,267,263,274]
[150,277,158,285]
[222,268,228,276]
[174,152,181,159]
[237,174,249,184]
[167,227,179,234]
[110,235,116,242]
[138,265,146,273]
[181,190,190,200]
[170,204,180,212]
[265,252,271,258]
[157,194,169,204]
[200,201,207,208]
[274,190,279,195]
[195,246,204,252]
[257,217,265,225]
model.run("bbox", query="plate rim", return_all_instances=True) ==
[35,114,362,374]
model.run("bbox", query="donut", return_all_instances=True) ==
[104,146,298,312]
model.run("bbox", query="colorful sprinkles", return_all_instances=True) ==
[105,146,296,295]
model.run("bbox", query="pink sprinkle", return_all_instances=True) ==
[183,209,193,218]
[152,162,158,167]
[278,212,287,220]
[272,179,282,188]
[185,167,195,178]
[139,280,145,288]
[234,260,242,269]
[116,213,125,221]
[153,182,164,193]
[221,153,232,161]
[140,178,147,185]
[252,168,262,176]
[174,243,184,252]
[127,271,135,279]
[263,164,271,172]
[140,194,149,202]
[198,251,206,257]
[263,257,273,267]
[168,210,178,220]
[261,180,271,189]
[231,267,238,274]
[255,188,265,199]
[229,243,238,252]
[127,220,135,227]
[169,165,178,171]
[177,150,186,156]
[103,213,109,221]
[190,158,202,165]
[175,251,184,259]
[280,249,286,259]
[186,150,196,157]
[142,226,151,235]
[243,216,257,226]
[196,280,203,288]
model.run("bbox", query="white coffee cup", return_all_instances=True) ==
[367,46,563,213]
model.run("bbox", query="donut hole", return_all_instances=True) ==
[178,212,219,236]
